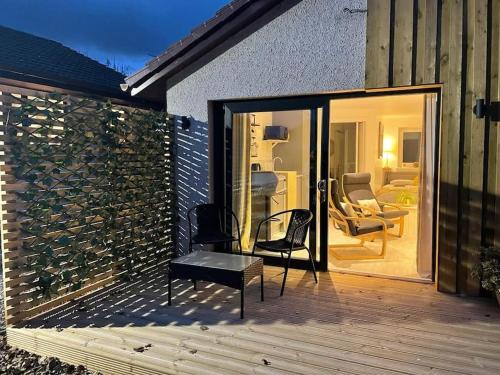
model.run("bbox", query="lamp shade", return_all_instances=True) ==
[383,137,394,152]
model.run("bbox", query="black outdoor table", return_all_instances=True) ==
[168,251,264,319]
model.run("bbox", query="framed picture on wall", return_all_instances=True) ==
[378,122,384,159]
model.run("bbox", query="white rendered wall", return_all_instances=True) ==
[167,0,367,121]
[168,0,367,253]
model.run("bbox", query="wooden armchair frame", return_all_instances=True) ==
[343,198,405,238]
[341,173,408,237]
[328,203,390,260]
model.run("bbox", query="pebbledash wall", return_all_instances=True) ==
[165,0,367,253]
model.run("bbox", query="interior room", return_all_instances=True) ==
[230,93,436,281]
[328,93,436,280]
[232,109,314,261]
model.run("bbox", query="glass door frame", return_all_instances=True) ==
[211,85,442,276]
[212,96,330,271]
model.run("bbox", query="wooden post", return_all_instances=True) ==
[460,0,488,295]
[393,0,415,86]
[366,0,391,88]
[437,0,464,293]
[415,0,438,84]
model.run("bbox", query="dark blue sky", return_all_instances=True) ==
[0,0,230,75]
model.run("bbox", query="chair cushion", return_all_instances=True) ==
[376,210,409,219]
[343,172,371,185]
[357,198,381,215]
[356,219,395,235]
[390,179,413,186]
[192,232,238,244]
[331,179,357,235]
[342,173,376,204]
[340,202,357,218]
[255,239,306,252]
[348,189,375,204]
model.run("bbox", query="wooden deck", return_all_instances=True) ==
[6,264,500,375]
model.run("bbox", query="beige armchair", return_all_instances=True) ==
[329,179,394,260]
[342,173,408,237]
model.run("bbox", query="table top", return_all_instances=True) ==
[170,251,262,272]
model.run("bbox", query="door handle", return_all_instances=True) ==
[317,180,327,204]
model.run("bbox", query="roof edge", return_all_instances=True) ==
[125,0,255,87]
[0,70,162,109]
[125,0,302,98]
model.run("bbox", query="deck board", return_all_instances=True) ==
[7,265,500,375]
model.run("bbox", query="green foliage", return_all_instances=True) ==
[7,93,176,299]
[396,190,417,205]
[472,247,500,292]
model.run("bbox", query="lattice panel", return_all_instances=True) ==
[0,84,175,323]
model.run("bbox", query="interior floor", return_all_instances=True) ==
[327,93,434,281]
[328,215,422,280]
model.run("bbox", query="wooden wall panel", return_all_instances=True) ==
[488,0,500,248]
[366,0,391,88]
[366,0,498,295]
[415,0,438,84]
[437,0,464,293]
[393,0,415,85]
[461,0,488,295]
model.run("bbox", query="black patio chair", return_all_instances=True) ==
[252,209,317,296]
[187,203,243,254]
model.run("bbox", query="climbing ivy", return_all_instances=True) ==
[4,92,175,300]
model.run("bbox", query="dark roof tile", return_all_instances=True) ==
[126,0,260,85]
[0,25,126,95]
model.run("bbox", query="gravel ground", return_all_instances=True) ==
[0,269,100,374]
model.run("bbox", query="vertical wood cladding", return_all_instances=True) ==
[366,0,500,294]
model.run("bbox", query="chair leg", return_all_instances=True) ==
[398,216,405,237]
[252,242,257,255]
[168,270,172,306]
[237,238,243,255]
[381,230,388,257]
[306,247,318,284]
[280,250,292,296]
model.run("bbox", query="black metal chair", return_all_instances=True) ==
[252,209,317,296]
[187,204,243,254]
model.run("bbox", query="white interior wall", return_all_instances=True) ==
[248,110,310,208]
[382,114,424,169]
[250,112,273,171]
[330,95,425,189]
[272,111,310,208]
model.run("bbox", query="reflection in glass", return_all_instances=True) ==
[232,110,311,260]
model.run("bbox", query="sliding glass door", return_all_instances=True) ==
[327,93,438,280]
[213,86,440,277]
[221,98,329,270]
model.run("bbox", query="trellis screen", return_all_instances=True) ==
[0,83,176,324]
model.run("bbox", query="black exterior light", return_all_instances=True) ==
[177,116,191,130]
[474,99,500,122]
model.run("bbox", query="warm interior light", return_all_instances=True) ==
[383,137,394,152]
[382,137,395,168]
